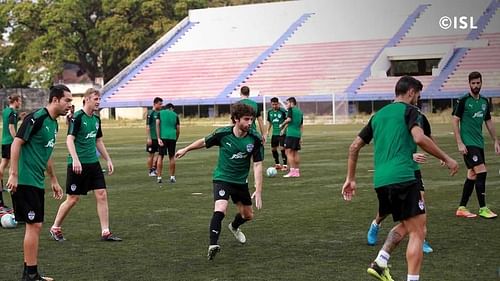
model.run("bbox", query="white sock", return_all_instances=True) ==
[372,220,380,226]
[374,249,390,268]
[170,176,175,179]
[157,176,162,180]
[102,228,110,235]
[407,274,419,281]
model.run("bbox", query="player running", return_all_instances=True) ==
[175,103,263,261]
[342,76,458,281]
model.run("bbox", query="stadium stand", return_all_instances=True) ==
[101,0,500,118]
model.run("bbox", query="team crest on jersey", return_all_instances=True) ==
[219,189,226,197]
[246,144,254,152]
[482,104,486,111]
[28,211,35,221]
[418,200,425,211]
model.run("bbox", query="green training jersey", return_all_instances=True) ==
[67,109,103,164]
[358,102,422,188]
[239,99,261,131]
[409,114,432,171]
[16,108,58,189]
[285,106,303,138]
[452,93,491,148]
[147,109,160,139]
[2,107,19,145]
[157,109,179,140]
[267,108,287,136]
[205,126,264,185]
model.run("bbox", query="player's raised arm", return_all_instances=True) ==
[411,126,458,175]
[175,138,206,159]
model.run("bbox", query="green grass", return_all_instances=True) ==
[1,123,500,280]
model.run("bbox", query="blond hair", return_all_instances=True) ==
[84,88,100,98]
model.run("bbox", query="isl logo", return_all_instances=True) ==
[439,16,478,30]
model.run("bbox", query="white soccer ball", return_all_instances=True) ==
[1,213,17,228]
[266,167,278,177]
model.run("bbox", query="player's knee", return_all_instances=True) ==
[94,189,108,201]
[242,210,254,220]
[67,195,80,205]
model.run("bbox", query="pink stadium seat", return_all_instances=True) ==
[242,39,387,97]
[106,46,266,102]
[441,32,500,92]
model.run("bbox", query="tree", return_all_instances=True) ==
[0,0,176,87]
[0,0,284,88]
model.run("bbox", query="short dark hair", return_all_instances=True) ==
[166,103,174,109]
[468,71,482,82]
[8,93,20,104]
[153,97,163,104]
[231,103,255,124]
[49,84,71,103]
[240,86,250,96]
[270,97,279,103]
[395,76,423,96]
[286,97,297,105]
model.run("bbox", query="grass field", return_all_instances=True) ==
[1,123,499,281]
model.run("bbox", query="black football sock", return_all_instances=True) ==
[272,150,279,164]
[281,150,287,165]
[209,211,225,245]
[26,265,37,275]
[231,213,249,230]
[475,172,487,208]
[459,178,475,207]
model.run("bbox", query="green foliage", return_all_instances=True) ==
[0,0,176,87]
[0,0,285,88]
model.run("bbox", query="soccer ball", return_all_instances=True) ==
[266,167,278,177]
[1,213,17,228]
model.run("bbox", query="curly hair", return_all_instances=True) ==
[231,103,255,124]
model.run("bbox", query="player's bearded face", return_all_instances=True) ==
[237,116,253,131]
[469,79,481,95]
